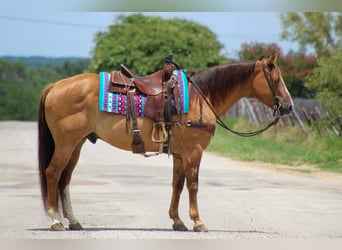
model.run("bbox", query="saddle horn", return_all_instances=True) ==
[165,54,181,70]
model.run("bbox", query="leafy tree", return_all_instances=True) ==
[281,52,317,97]
[56,59,90,76]
[0,59,40,120]
[306,49,342,129]
[0,58,89,121]
[280,12,342,57]
[280,13,342,129]
[239,42,281,60]
[238,42,317,97]
[89,14,227,75]
[0,83,39,120]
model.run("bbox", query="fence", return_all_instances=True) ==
[224,98,341,137]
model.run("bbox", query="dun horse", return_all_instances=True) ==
[38,52,293,232]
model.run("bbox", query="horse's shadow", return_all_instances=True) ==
[27,227,279,235]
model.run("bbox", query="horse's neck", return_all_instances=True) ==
[191,62,255,117]
[212,78,252,116]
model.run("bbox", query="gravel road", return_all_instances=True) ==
[1,121,342,239]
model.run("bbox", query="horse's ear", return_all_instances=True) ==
[258,55,265,61]
[267,51,279,64]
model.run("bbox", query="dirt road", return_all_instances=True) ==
[0,121,341,239]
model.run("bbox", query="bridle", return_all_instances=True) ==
[190,58,281,137]
[261,58,282,117]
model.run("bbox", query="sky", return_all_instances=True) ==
[0,12,300,59]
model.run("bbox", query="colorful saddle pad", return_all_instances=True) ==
[98,70,189,116]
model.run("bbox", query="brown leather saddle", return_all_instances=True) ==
[109,55,182,155]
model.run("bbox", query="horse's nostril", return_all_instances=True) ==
[288,104,293,112]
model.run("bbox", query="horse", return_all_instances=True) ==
[38,52,293,232]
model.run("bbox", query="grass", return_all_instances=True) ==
[206,119,342,173]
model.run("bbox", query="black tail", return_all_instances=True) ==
[38,84,55,211]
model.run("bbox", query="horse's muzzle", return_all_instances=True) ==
[278,101,293,116]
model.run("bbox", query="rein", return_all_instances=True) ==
[189,59,280,137]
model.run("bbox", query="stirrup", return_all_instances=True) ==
[151,123,168,143]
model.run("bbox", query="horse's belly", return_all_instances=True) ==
[95,113,160,152]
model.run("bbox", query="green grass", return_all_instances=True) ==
[206,119,342,172]
[292,169,313,174]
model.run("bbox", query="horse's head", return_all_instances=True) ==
[252,52,293,116]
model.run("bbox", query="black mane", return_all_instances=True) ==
[191,62,256,106]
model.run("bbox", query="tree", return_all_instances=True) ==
[56,59,90,76]
[88,14,227,75]
[306,49,342,129]
[280,13,342,129]
[0,59,90,121]
[239,42,281,61]
[0,59,40,120]
[238,42,317,97]
[280,12,342,57]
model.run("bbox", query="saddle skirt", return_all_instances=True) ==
[98,70,189,116]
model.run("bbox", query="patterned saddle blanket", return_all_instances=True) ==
[98,70,189,116]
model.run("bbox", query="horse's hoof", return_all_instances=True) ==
[172,222,188,231]
[193,224,208,232]
[50,223,65,231]
[69,222,84,231]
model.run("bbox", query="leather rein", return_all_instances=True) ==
[189,59,281,137]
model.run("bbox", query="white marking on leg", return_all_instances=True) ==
[47,208,62,225]
[62,184,79,225]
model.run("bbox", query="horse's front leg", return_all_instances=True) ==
[184,145,208,232]
[169,154,188,231]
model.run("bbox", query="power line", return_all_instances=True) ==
[0,15,107,29]
[0,15,280,39]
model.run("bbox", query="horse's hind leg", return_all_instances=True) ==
[169,154,188,231]
[45,144,75,231]
[59,139,86,230]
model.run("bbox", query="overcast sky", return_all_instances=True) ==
[0,12,300,59]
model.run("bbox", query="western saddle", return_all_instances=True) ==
[109,55,183,155]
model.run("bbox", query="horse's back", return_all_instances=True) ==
[43,73,160,152]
